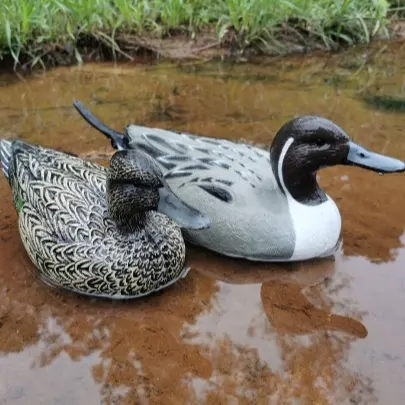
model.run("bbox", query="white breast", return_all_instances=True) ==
[287,194,341,260]
[278,138,342,261]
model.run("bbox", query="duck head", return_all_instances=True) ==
[107,149,210,231]
[270,116,405,205]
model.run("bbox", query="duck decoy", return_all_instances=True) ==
[73,101,405,262]
[0,138,210,299]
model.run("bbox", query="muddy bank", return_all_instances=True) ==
[1,41,405,404]
[1,23,404,73]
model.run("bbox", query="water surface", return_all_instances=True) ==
[1,42,405,404]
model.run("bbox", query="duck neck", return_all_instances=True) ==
[271,138,328,206]
[281,170,327,206]
[113,212,151,234]
[106,181,158,234]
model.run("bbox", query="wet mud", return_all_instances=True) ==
[1,41,405,404]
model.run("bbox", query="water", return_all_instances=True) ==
[1,41,405,404]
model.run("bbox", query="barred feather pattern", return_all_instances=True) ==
[126,128,271,197]
[1,140,187,299]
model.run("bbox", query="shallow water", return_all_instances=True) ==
[1,41,405,404]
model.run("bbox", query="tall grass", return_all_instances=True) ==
[0,0,392,66]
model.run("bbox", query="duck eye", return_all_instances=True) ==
[315,139,327,147]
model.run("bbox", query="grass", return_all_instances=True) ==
[0,0,400,68]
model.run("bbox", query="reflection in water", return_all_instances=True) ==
[0,216,371,404]
[1,41,405,404]
[181,250,370,404]
[361,95,405,113]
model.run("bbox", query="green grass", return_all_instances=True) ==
[0,0,396,67]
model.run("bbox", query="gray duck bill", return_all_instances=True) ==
[158,186,211,230]
[345,141,405,173]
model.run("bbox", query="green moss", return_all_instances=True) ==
[15,197,24,213]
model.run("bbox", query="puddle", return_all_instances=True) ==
[1,41,405,404]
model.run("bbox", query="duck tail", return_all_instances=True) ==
[0,139,13,184]
[73,101,129,151]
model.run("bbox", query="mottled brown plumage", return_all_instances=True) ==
[0,139,209,299]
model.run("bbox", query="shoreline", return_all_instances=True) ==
[1,11,405,73]
[0,29,398,72]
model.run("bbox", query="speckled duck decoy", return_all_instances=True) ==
[73,101,405,262]
[0,139,210,298]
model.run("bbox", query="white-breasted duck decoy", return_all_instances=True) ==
[73,101,405,262]
[0,138,210,298]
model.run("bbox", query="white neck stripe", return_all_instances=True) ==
[277,137,294,197]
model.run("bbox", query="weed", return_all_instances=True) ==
[0,0,394,67]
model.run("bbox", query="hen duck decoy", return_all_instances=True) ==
[0,138,209,299]
[73,101,405,262]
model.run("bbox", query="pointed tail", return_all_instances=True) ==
[0,140,13,184]
[73,101,129,150]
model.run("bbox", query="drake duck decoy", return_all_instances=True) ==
[73,101,405,262]
[0,138,210,299]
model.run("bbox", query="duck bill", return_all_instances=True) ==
[345,141,405,173]
[158,185,210,230]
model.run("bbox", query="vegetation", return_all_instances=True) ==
[0,0,402,68]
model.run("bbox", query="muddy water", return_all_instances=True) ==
[1,41,405,405]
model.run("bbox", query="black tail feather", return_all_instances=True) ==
[73,101,128,150]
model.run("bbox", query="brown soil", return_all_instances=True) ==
[1,41,405,404]
[1,20,405,73]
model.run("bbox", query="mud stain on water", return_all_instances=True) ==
[1,41,405,404]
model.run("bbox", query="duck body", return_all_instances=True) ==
[122,127,341,262]
[0,139,209,298]
[73,102,405,263]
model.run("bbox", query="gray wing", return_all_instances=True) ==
[126,125,272,202]
[124,127,296,262]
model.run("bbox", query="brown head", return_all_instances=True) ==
[107,149,210,232]
[270,116,405,205]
